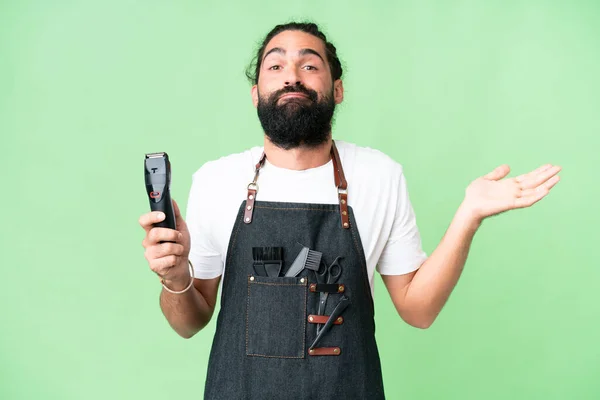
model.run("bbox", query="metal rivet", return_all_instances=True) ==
[309,316,314,322]
[338,285,344,293]
[341,199,346,204]
[245,217,250,222]
[309,349,314,354]
[300,278,305,283]
[250,276,255,281]
[247,205,252,210]
[342,211,347,215]
[337,317,343,323]
[333,348,339,354]
[248,195,254,200]
[343,222,349,228]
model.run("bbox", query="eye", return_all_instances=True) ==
[268,65,281,70]
[304,65,317,71]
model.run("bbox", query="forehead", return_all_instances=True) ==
[263,30,327,60]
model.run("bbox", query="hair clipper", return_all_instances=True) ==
[144,152,176,230]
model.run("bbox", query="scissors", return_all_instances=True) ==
[315,256,343,334]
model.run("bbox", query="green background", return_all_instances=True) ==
[1,0,598,399]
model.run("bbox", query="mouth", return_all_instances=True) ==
[278,92,310,101]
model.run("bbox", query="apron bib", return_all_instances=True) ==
[203,141,386,399]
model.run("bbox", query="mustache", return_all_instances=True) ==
[270,84,318,103]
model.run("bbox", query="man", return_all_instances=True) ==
[139,22,561,399]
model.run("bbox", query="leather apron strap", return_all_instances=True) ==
[244,140,350,229]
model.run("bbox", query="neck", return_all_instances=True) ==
[263,136,333,170]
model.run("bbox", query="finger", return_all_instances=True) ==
[514,164,553,183]
[515,164,560,182]
[139,212,166,232]
[519,165,562,190]
[148,227,182,245]
[514,188,549,208]
[483,164,511,181]
[514,175,560,208]
[149,255,179,276]
[147,242,185,260]
[520,175,560,197]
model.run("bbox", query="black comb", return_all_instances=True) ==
[252,247,283,277]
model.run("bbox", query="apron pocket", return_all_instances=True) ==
[246,275,308,358]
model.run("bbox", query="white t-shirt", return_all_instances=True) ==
[185,140,428,297]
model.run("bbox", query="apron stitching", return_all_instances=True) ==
[249,282,306,287]
[302,280,307,356]
[350,226,367,272]
[245,353,304,359]
[246,277,250,355]
[350,216,376,313]
[225,209,244,267]
[254,206,337,212]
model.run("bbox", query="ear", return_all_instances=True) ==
[333,79,344,105]
[251,85,258,108]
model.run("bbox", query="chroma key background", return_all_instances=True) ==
[1,1,598,399]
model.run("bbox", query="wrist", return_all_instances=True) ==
[162,277,190,291]
[455,201,483,231]
[161,259,195,294]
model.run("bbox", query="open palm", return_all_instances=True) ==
[463,163,561,221]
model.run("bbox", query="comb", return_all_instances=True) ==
[252,247,283,277]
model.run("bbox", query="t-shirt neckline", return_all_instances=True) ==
[261,156,334,175]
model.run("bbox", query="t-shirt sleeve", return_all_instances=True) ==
[376,167,428,275]
[185,167,224,279]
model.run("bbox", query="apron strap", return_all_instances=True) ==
[244,152,266,224]
[330,141,350,229]
[244,141,349,229]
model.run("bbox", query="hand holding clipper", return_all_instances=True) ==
[140,152,192,291]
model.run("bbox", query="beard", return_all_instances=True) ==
[256,83,336,150]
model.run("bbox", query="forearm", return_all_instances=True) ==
[404,203,482,327]
[159,277,216,339]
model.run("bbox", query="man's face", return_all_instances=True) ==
[251,30,344,150]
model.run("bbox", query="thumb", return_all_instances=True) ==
[483,164,510,181]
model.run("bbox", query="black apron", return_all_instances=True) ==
[203,141,385,399]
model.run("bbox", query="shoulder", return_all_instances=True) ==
[335,140,404,182]
[187,146,263,231]
[192,145,264,184]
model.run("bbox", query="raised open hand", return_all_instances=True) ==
[461,163,561,223]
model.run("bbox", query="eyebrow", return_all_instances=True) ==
[262,47,325,63]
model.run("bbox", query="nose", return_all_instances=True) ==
[283,65,301,87]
